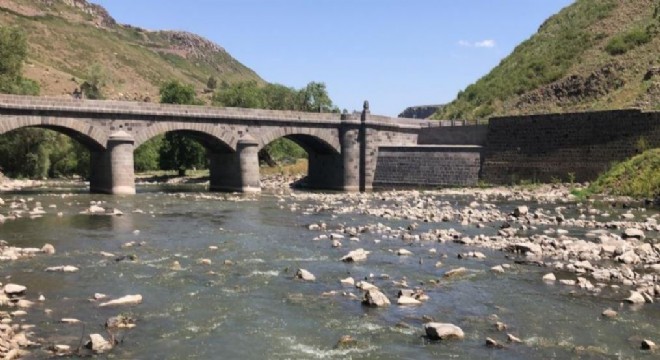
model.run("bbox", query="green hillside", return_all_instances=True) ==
[0,0,262,101]
[434,0,660,120]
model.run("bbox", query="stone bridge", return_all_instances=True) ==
[0,94,423,194]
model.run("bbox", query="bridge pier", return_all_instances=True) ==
[209,136,261,193]
[89,131,136,195]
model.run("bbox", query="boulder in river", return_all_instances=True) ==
[341,248,370,262]
[625,291,646,304]
[362,289,390,307]
[424,322,465,340]
[45,265,79,273]
[295,268,316,281]
[641,339,656,351]
[3,284,26,296]
[86,333,113,353]
[513,206,528,217]
[99,294,143,307]
[622,228,645,240]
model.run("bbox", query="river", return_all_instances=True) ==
[0,183,658,359]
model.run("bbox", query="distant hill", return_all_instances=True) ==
[398,105,444,119]
[0,0,263,101]
[434,0,660,120]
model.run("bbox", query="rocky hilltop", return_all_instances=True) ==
[398,105,444,119]
[0,0,262,101]
[434,0,660,120]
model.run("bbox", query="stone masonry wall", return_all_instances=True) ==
[373,146,482,188]
[481,110,660,184]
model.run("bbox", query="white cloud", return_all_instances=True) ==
[475,39,496,48]
[458,39,496,48]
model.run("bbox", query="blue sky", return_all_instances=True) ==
[93,0,574,116]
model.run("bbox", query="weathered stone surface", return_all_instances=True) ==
[341,248,370,262]
[362,289,390,307]
[424,322,465,340]
[3,284,26,296]
[295,269,316,282]
[86,333,113,353]
[99,294,142,307]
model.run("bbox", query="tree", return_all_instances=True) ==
[206,76,217,90]
[212,81,338,165]
[212,80,265,108]
[158,81,207,176]
[80,63,107,100]
[0,26,39,95]
[298,82,336,112]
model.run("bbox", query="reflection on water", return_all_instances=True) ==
[0,185,658,359]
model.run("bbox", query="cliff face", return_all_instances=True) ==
[0,0,263,101]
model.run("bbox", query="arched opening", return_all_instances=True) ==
[133,129,234,182]
[0,125,104,180]
[260,134,343,189]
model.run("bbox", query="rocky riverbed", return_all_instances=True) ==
[0,179,658,358]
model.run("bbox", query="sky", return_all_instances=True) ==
[92,0,574,116]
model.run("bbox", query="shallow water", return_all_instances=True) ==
[1,185,658,359]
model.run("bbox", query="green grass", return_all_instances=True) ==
[434,0,618,120]
[587,148,660,198]
[433,0,660,120]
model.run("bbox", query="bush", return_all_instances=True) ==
[605,27,652,55]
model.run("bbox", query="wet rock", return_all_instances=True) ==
[362,289,390,307]
[617,251,640,265]
[86,333,113,353]
[60,318,81,324]
[622,228,645,240]
[397,295,422,306]
[41,243,55,255]
[99,294,143,307]
[340,277,355,286]
[50,344,71,356]
[513,206,528,217]
[356,281,378,291]
[396,248,414,256]
[295,269,316,282]
[491,265,505,274]
[601,308,617,318]
[198,259,212,265]
[341,248,370,262]
[486,337,503,348]
[542,273,556,282]
[3,284,26,296]
[495,321,507,331]
[641,339,656,351]
[45,265,79,273]
[444,267,467,279]
[106,315,136,329]
[625,291,646,304]
[424,322,465,340]
[507,334,522,343]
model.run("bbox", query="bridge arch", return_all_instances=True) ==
[133,123,236,152]
[257,127,344,190]
[257,127,341,154]
[0,117,107,151]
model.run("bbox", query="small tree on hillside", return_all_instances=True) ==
[80,63,107,100]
